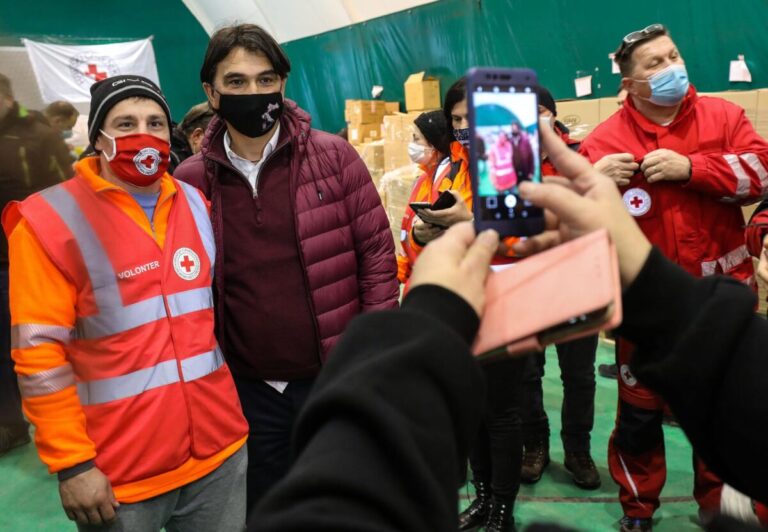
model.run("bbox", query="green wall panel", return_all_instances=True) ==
[283,0,768,132]
[0,0,210,119]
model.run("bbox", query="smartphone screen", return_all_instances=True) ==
[468,69,545,237]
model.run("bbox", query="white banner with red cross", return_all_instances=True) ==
[21,38,160,104]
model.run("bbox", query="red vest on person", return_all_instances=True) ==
[490,140,517,191]
[15,175,247,486]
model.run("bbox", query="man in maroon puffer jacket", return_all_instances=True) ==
[174,23,399,513]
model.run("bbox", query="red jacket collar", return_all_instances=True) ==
[622,85,698,133]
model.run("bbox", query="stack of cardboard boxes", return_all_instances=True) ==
[347,100,399,188]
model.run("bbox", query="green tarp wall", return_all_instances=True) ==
[283,0,768,132]
[1,0,766,131]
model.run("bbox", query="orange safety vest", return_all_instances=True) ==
[8,174,247,487]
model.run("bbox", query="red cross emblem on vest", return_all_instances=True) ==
[173,248,201,281]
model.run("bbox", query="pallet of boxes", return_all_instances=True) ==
[377,72,442,246]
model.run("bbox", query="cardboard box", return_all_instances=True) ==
[346,99,386,125]
[383,140,411,172]
[404,72,441,112]
[756,89,768,140]
[378,165,422,245]
[354,140,385,174]
[385,101,400,115]
[348,123,382,145]
[556,98,602,141]
[598,96,623,123]
[382,111,426,143]
[700,90,758,126]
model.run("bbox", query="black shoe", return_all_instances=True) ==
[485,496,516,532]
[598,363,618,379]
[564,451,601,490]
[0,424,31,456]
[619,516,652,532]
[520,441,549,484]
[458,480,491,530]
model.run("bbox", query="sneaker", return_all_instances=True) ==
[598,363,618,379]
[564,451,601,490]
[521,442,549,484]
[619,516,652,532]
[0,424,31,456]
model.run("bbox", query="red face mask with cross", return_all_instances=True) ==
[100,131,171,187]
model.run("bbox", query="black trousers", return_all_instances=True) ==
[521,335,598,453]
[233,375,315,516]
[0,266,28,428]
[469,355,528,500]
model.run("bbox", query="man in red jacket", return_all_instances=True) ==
[174,24,399,514]
[580,24,768,532]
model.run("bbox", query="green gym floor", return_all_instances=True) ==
[0,340,701,531]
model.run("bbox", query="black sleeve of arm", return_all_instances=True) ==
[250,285,486,531]
[619,248,768,504]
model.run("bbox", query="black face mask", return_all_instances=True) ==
[215,90,284,138]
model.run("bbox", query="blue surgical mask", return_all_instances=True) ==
[61,129,73,139]
[453,127,470,147]
[636,64,689,107]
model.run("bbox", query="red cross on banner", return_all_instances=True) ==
[85,64,107,82]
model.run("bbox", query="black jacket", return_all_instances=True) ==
[251,248,768,530]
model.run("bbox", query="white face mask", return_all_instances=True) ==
[408,142,433,165]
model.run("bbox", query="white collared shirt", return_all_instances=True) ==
[223,124,281,194]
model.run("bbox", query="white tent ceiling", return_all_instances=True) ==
[182,0,438,43]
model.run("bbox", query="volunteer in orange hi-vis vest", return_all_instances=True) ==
[2,76,248,530]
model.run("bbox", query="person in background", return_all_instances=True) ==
[519,86,600,491]
[173,23,399,513]
[745,199,768,310]
[397,110,459,283]
[580,23,768,532]
[4,75,248,530]
[176,102,215,157]
[43,100,79,146]
[0,73,74,456]
[418,77,527,532]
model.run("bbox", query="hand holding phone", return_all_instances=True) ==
[467,67,545,238]
[417,191,472,228]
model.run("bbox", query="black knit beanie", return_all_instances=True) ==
[87,75,171,147]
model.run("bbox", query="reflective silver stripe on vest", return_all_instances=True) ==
[77,295,167,339]
[77,347,224,406]
[701,245,750,277]
[41,186,123,311]
[181,346,224,382]
[11,323,73,349]
[722,154,750,200]
[166,287,213,318]
[18,364,76,398]
[78,359,180,406]
[739,153,768,195]
[177,181,215,272]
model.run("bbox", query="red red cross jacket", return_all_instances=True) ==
[580,86,768,284]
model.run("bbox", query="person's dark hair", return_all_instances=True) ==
[44,100,78,121]
[178,102,214,136]
[0,73,13,99]
[443,77,467,128]
[414,110,452,158]
[200,24,291,85]
[614,24,670,77]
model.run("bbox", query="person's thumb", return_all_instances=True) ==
[519,182,592,229]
